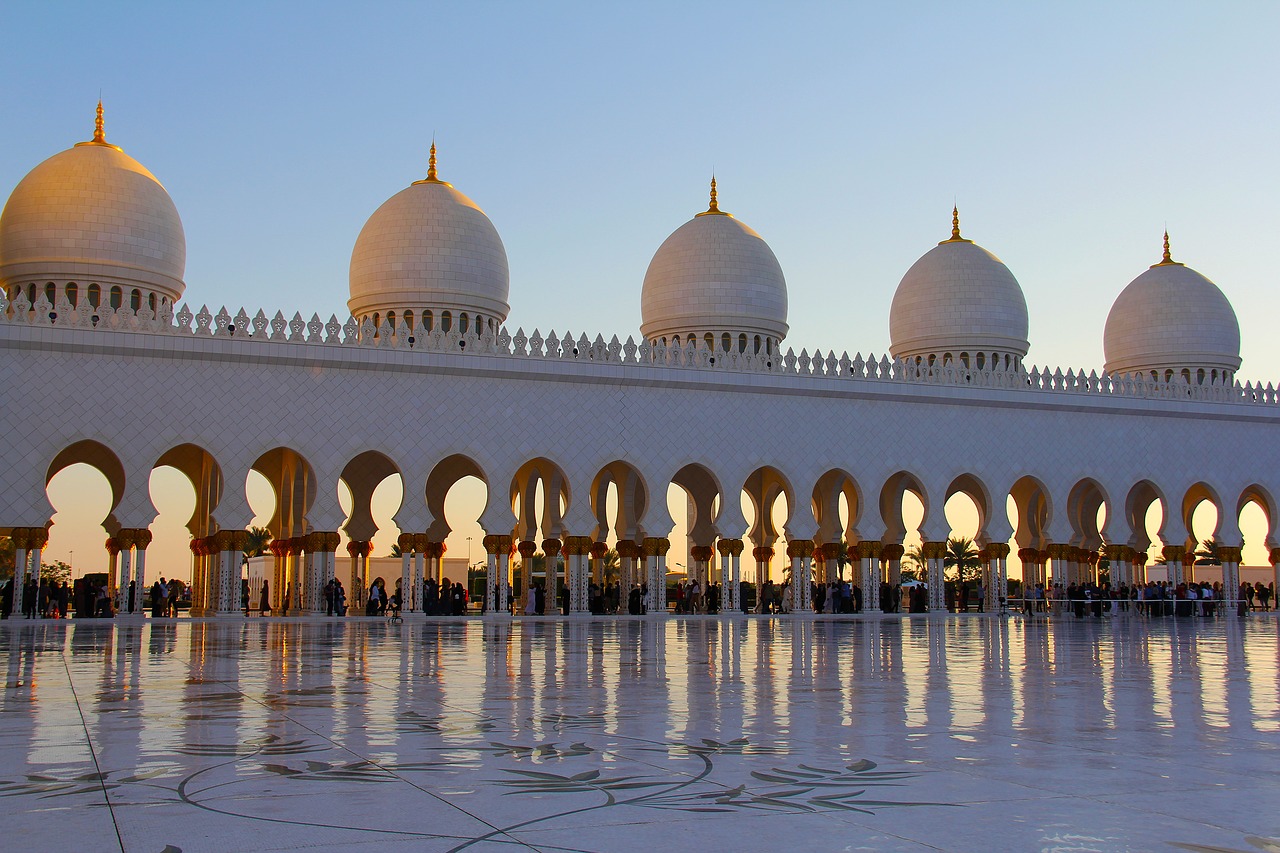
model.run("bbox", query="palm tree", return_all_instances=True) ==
[830,540,851,581]
[944,536,982,585]
[389,543,402,558]
[601,548,621,583]
[1194,538,1225,565]
[902,544,926,581]
[243,526,272,558]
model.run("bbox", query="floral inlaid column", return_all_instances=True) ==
[753,546,773,613]
[857,541,879,612]
[542,538,562,613]
[564,536,593,614]
[1163,545,1186,588]
[923,541,946,611]
[787,539,813,612]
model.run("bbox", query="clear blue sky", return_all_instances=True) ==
[7,2,1279,579]
[4,1,1278,378]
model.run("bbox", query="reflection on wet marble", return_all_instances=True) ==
[2,614,1279,852]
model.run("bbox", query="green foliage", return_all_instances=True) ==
[41,560,72,585]
[944,537,982,585]
[244,526,272,558]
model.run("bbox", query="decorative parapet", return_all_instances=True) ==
[1,289,1275,406]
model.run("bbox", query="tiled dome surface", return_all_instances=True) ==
[1104,262,1240,376]
[889,240,1029,361]
[0,143,186,298]
[640,213,788,342]
[349,180,510,322]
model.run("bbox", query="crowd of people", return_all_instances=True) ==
[1017,580,1276,617]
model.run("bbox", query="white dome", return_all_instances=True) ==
[1103,241,1240,379]
[640,183,788,349]
[889,215,1029,367]
[348,150,509,328]
[0,111,186,305]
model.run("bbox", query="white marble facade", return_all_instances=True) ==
[2,110,1280,619]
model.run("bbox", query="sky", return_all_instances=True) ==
[6,2,1279,581]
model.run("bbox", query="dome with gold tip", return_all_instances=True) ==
[889,208,1030,371]
[348,143,510,335]
[0,102,186,310]
[1103,232,1240,381]
[640,179,788,356]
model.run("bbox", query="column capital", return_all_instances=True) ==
[922,541,947,560]
[786,540,813,559]
[642,537,670,557]
[856,540,881,559]
[1270,547,1280,566]
[880,543,904,561]
[752,546,774,562]
[1162,544,1185,562]
[29,527,49,549]
[397,532,416,552]
[717,538,743,556]
[413,533,430,552]
[542,538,563,556]
[106,536,120,556]
[1017,547,1039,563]
[483,534,504,555]
[563,535,593,555]
[589,541,609,560]
[1218,546,1242,563]
[690,544,714,562]
[517,539,538,558]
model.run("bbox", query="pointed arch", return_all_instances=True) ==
[47,439,127,530]
[154,443,224,537]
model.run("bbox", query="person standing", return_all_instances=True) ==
[260,580,271,615]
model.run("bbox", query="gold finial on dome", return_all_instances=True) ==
[1151,229,1183,268]
[413,139,453,187]
[75,99,122,151]
[695,175,732,217]
[940,205,971,244]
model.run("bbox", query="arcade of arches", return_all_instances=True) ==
[9,443,1279,617]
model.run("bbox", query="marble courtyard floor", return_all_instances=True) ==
[1,614,1278,853]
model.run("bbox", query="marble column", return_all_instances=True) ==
[397,532,413,611]
[133,529,152,604]
[923,541,946,611]
[542,538,563,614]
[1219,545,1242,608]
[753,546,773,613]
[857,541,879,612]
[1271,548,1280,607]
[412,534,429,612]
[517,540,537,608]
[1163,545,1186,588]
[104,535,120,611]
[787,540,813,612]
[564,536,592,614]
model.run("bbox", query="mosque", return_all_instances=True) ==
[2,105,1278,618]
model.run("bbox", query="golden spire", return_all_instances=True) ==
[1151,229,1183,268]
[75,99,122,151]
[412,139,452,187]
[939,205,971,244]
[695,175,731,217]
